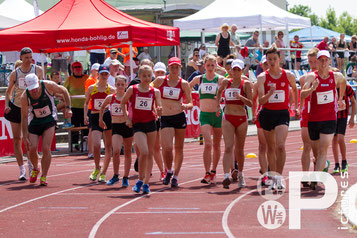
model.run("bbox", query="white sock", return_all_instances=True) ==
[238,171,244,177]
[173,175,178,180]
[224,173,229,179]
[19,165,25,171]
[167,169,173,174]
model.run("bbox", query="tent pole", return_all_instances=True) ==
[174,46,177,57]
[41,52,45,79]
[201,29,205,45]
[310,26,313,45]
[177,45,181,59]
[129,42,134,82]
[259,16,263,45]
[286,23,292,71]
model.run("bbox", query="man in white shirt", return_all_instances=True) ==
[107,59,123,88]
[104,48,118,66]
[137,47,155,62]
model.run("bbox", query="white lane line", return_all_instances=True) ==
[88,177,202,238]
[0,184,94,214]
[145,232,225,235]
[56,192,209,196]
[39,207,88,210]
[114,211,224,214]
[148,207,200,210]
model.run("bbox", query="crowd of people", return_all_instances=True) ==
[3,41,355,194]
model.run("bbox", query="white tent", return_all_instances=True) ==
[0,15,22,29]
[174,0,311,32]
[0,0,43,22]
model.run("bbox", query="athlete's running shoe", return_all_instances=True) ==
[210,172,216,184]
[27,160,33,178]
[323,160,330,172]
[276,177,285,191]
[163,172,173,185]
[107,176,119,185]
[98,174,106,183]
[341,162,348,173]
[62,120,74,129]
[332,164,340,174]
[29,168,40,183]
[171,178,178,188]
[261,176,269,186]
[133,180,143,193]
[231,169,238,182]
[222,177,231,189]
[238,175,246,188]
[142,184,150,194]
[40,176,47,186]
[160,171,166,181]
[19,167,27,181]
[200,173,211,184]
[122,177,129,187]
[89,168,100,181]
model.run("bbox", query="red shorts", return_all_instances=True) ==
[224,114,247,128]
[300,113,308,128]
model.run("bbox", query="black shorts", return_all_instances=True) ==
[87,110,92,129]
[112,123,133,138]
[90,111,112,132]
[161,112,187,129]
[4,101,21,123]
[335,118,348,136]
[308,120,337,141]
[156,118,161,131]
[28,120,56,136]
[337,52,344,59]
[133,120,156,134]
[258,108,290,131]
[296,58,302,63]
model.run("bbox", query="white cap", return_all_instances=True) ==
[153,62,166,73]
[110,59,121,66]
[231,59,245,70]
[124,59,138,69]
[91,63,100,71]
[261,55,267,64]
[25,73,39,90]
[317,50,330,59]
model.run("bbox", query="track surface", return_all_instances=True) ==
[0,129,356,237]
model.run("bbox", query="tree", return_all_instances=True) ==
[319,7,338,31]
[288,4,319,26]
[336,12,354,36]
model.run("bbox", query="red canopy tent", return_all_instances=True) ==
[0,0,180,53]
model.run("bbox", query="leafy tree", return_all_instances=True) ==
[336,12,354,36]
[288,4,319,26]
[319,7,338,31]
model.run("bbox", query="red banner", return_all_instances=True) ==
[184,92,201,138]
[0,98,56,157]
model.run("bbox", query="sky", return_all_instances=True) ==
[287,0,357,18]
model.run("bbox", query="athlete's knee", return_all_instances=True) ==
[276,144,286,153]
[259,143,267,152]
[42,146,51,156]
[224,145,233,154]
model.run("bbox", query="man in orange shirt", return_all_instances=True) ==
[120,46,138,63]
[84,63,100,159]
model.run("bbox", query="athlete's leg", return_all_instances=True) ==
[40,126,55,177]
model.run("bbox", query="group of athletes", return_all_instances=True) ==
[4,46,354,194]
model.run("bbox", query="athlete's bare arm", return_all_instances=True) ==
[189,76,201,89]
[286,71,300,116]
[181,80,193,110]
[121,86,133,128]
[99,95,112,129]
[83,85,94,125]
[257,73,273,105]
[154,88,162,117]
[44,81,72,119]
[300,73,318,100]
[4,71,16,113]
[20,92,30,151]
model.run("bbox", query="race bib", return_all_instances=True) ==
[268,90,285,103]
[135,97,153,111]
[317,90,334,105]
[163,87,180,100]
[225,88,241,101]
[200,83,217,94]
[94,99,105,110]
[111,103,123,116]
[34,105,51,118]
[18,77,26,89]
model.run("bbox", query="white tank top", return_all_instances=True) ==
[11,64,36,107]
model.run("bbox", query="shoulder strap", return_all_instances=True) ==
[199,75,203,84]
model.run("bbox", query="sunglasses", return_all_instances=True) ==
[73,66,82,69]
[194,54,199,57]
[111,52,117,55]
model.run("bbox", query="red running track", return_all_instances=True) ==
[0,129,356,237]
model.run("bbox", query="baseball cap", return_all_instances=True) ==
[99,65,110,74]
[124,59,139,69]
[91,63,100,71]
[20,47,33,56]
[110,48,118,54]
[231,59,245,70]
[168,57,181,66]
[154,62,166,72]
[261,55,267,64]
[110,59,121,66]
[317,50,330,59]
[25,73,39,90]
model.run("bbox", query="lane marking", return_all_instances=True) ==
[145,232,225,235]
[148,207,200,210]
[114,211,224,214]
[39,207,88,210]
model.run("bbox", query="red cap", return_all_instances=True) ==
[168,57,181,66]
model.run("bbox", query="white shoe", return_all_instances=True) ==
[276,176,285,191]
[19,167,26,181]
[238,175,246,188]
[27,160,34,178]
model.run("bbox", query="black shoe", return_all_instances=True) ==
[134,158,138,172]
[163,172,173,185]
[171,178,178,188]
[222,177,231,189]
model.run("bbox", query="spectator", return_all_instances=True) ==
[137,47,156,62]
[108,59,123,88]
[50,51,69,78]
[329,37,337,67]
[224,58,234,78]
[185,48,200,80]
[120,46,138,63]
[63,61,89,150]
[104,48,118,66]
[187,60,205,90]
[349,35,357,60]
[290,35,304,70]
[244,31,260,71]
[262,40,270,55]
[67,51,74,76]
[317,36,330,51]
[199,44,206,59]
[215,23,239,59]
[50,71,62,85]
[89,49,106,65]
[275,31,286,67]
[255,55,268,76]
[337,33,348,72]
[32,53,48,78]
[121,59,138,84]
[230,24,240,46]
[346,55,357,78]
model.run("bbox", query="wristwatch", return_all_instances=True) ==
[66,105,71,109]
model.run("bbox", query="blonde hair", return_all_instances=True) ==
[307,48,319,57]
[14,60,23,69]
[115,75,127,83]
[204,54,217,64]
[138,65,153,76]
